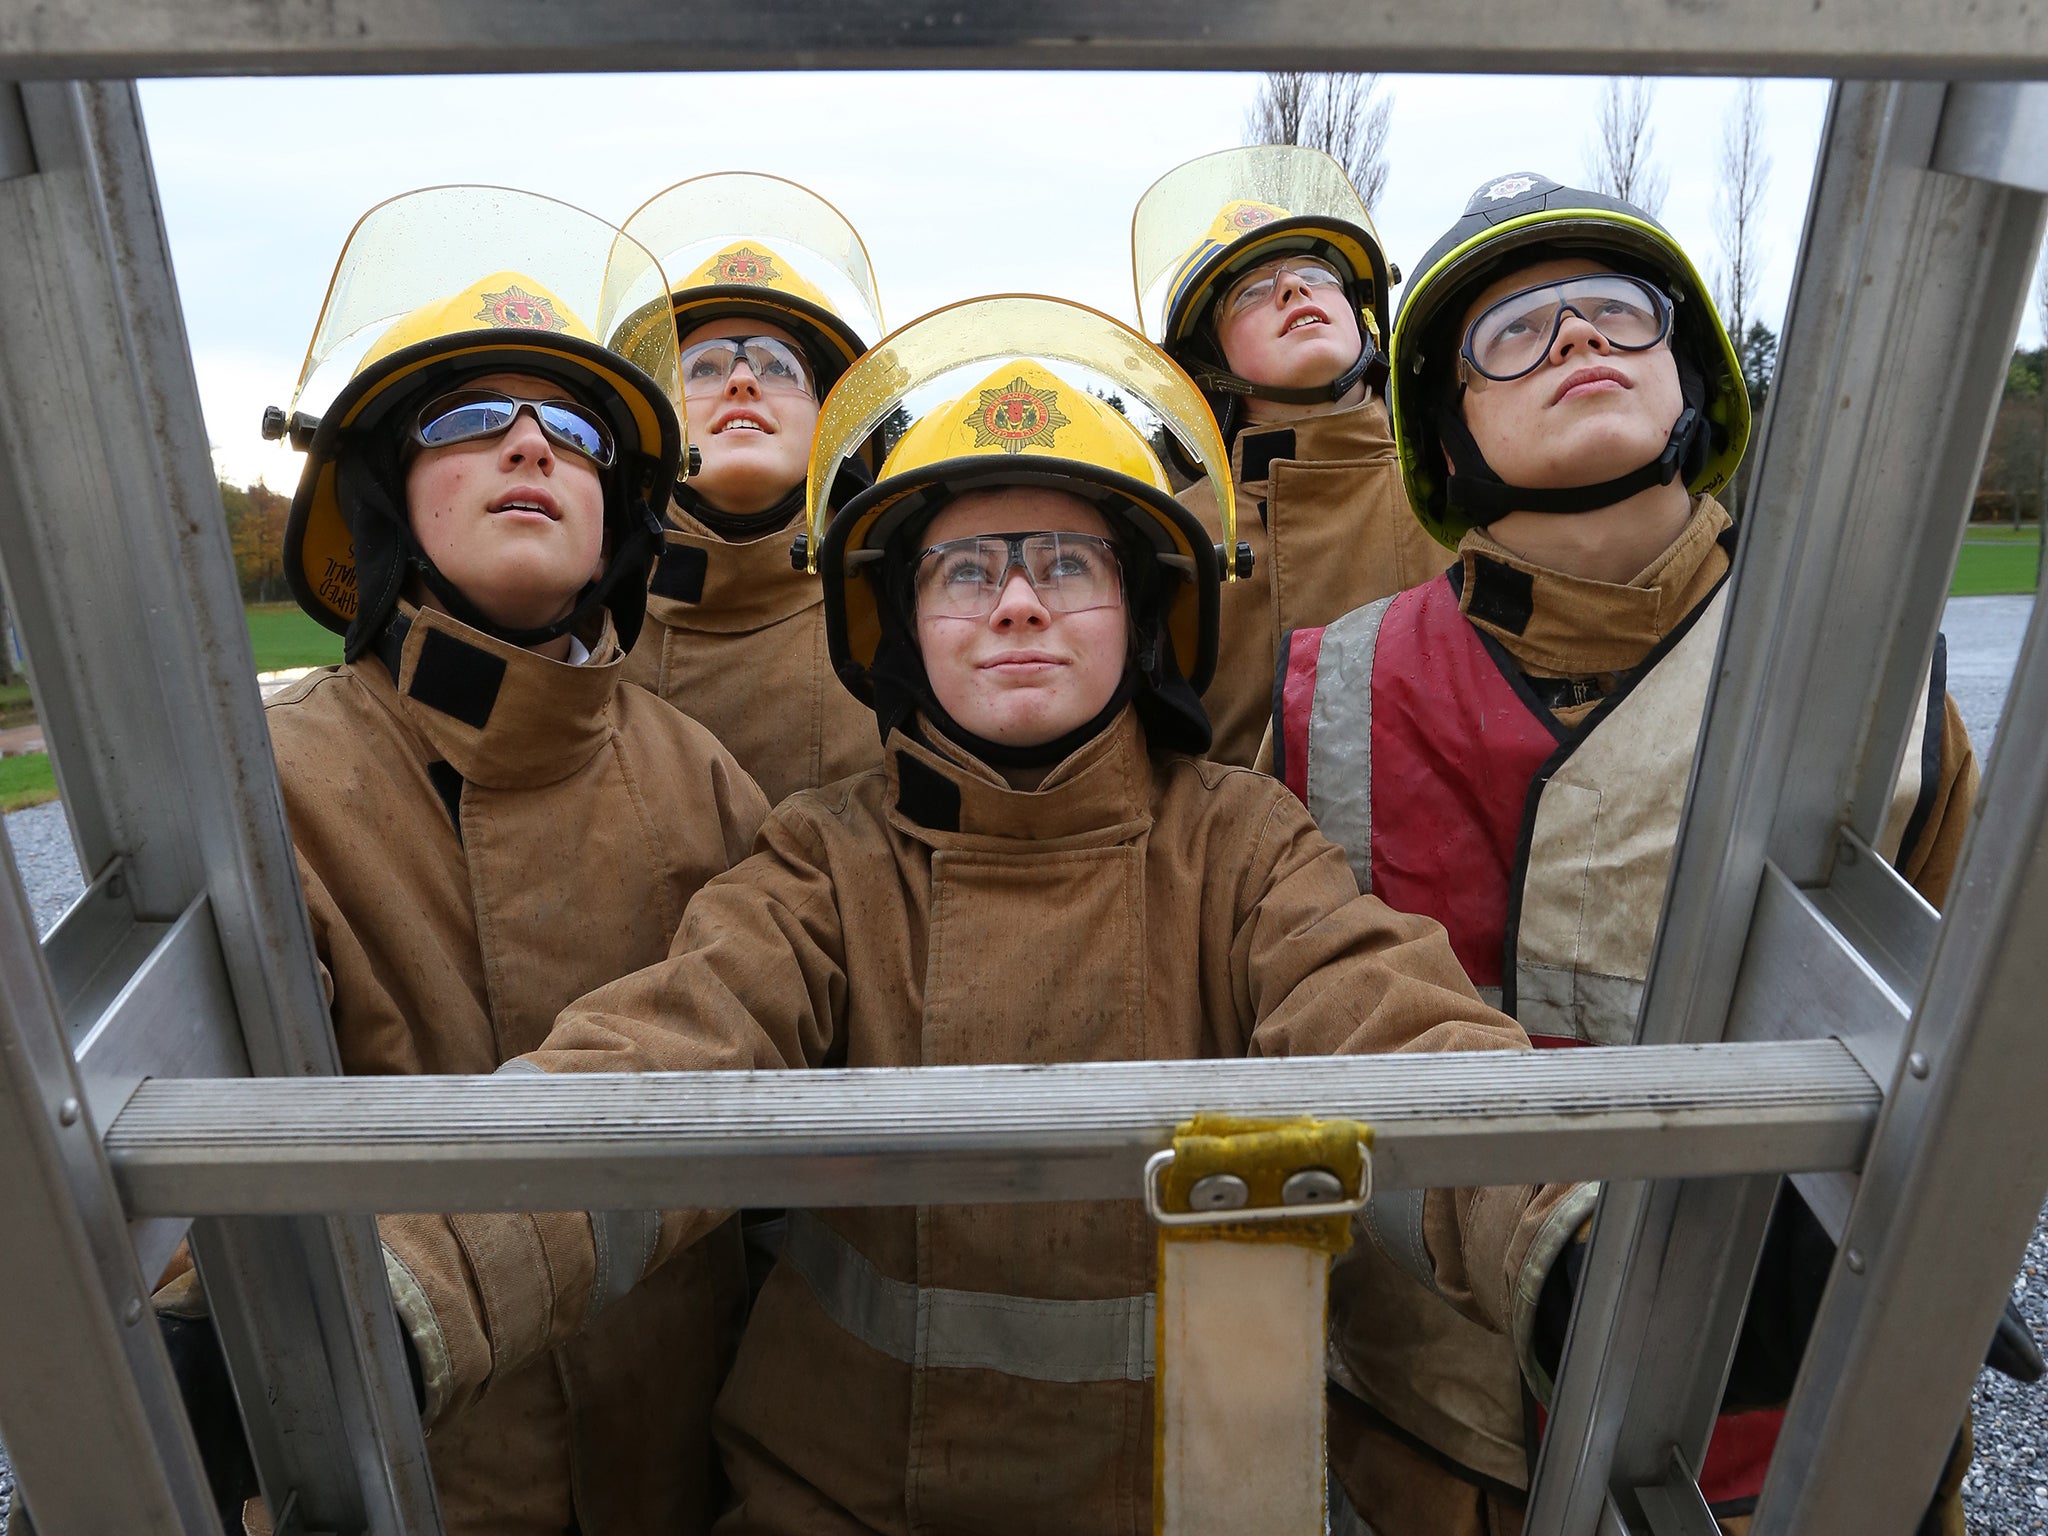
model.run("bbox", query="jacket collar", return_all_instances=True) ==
[642,513,823,637]
[1232,395,1394,486]
[882,706,1154,849]
[1454,496,1734,678]
[365,603,621,790]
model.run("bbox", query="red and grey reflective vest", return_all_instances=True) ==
[1273,562,1943,1046]
[1276,557,1946,1510]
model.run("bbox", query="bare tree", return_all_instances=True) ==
[1713,81,1772,359]
[1246,73,1392,208]
[1584,78,1668,217]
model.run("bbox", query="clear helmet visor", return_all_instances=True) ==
[1132,144,1378,342]
[805,294,1237,564]
[290,184,679,421]
[620,171,884,346]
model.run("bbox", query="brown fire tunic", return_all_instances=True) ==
[622,511,883,806]
[1177,395,1452,766]
[541,708,1579,1536]
[268,603,770,1536]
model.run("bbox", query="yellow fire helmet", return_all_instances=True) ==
[277,185,683,656]
[621,172,883,398]
[802,295,1241,719]
[1132,145,1396,412]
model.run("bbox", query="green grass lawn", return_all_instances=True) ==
[0,751,57,812]
[245,602,343,672]
[1952,538,2042,596]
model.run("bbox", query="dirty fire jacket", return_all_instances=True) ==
[538,706,1582,1536]
[1176,394,1452,767]
[1268,499,1978,1530]
[622,511,882,806]
[269,603,769,1536]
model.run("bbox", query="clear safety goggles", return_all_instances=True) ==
[1216,257,1346,321]
[678,334,815,398]
[913,532,1125,620]
[1460,273,1674,384]
[412,390,616,467]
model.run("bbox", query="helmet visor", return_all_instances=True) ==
[1132,145,1376,342]
[291,185,678,421]
[805,294,1236,565]
[621,171,884,345]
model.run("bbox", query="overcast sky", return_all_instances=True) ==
[140,71,1842,489]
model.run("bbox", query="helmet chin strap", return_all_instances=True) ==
[1190,334,1383,407]
[1441,404,1707,523]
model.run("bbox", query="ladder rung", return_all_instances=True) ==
[104,1040,1879,1217]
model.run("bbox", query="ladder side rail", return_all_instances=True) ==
[0,776,225,1531]
[0,79,439,1534]
[1527,77,2039,1533]
[1749,548,2048,1532]
[9,3,2048,81]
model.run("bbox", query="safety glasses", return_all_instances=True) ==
[1460,273,1674,384]
[678,335,815,398]
[913,532,1125,620]
[1216,257,1347,321]
[411,390,616,467]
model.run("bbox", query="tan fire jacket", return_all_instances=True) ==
[269,603,769,1536]
[1177,394,1452,767]
[1319,500,1978,1534]
[541,708,1580,1536]
[622,511,882,806]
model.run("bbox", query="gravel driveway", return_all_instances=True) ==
[1,600,2041,1526]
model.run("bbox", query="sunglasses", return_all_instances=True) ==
[411,390,616,467]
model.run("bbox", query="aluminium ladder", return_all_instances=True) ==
[0,15,2047,1535]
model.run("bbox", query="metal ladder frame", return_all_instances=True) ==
[0,19,2045,1536]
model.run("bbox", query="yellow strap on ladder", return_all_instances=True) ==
[1146,1114,1373,1536]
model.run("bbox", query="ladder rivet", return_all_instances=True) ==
[57,1097,79,1126]
[1187,1174,1250,1211]
[106,873,125,900]
[1846,1249,1866,1274]
[122,1298,142,1326]
[1907,1053,1930,1079]
[1281,1168,1345,1206]
[1839,840,1860,866]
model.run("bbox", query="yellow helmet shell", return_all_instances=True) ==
[1132,146,1393,361]
[824,359,1219,701]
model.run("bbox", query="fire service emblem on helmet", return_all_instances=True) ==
[969,377,1072,455]
[474,286,571,333]
[1481,175,1539,202]
[1228,203,1280,231]
[711,246,781,285]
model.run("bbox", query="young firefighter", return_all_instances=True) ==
[162,188,770,1535]
[617,173,887,804]
[1130,145,1452,766]
[1268,173,2003,1536]
[523,296,1593,1536]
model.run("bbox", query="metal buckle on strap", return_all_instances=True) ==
[1142,1140,1373,1229]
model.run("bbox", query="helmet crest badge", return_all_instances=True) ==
[1481,175,1540,203]
[474,285,570,333]
[1227,203,1280,232]
[711,245,782,285]
[968,376,1072,455]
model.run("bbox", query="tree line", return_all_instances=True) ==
[220,480,292,602]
